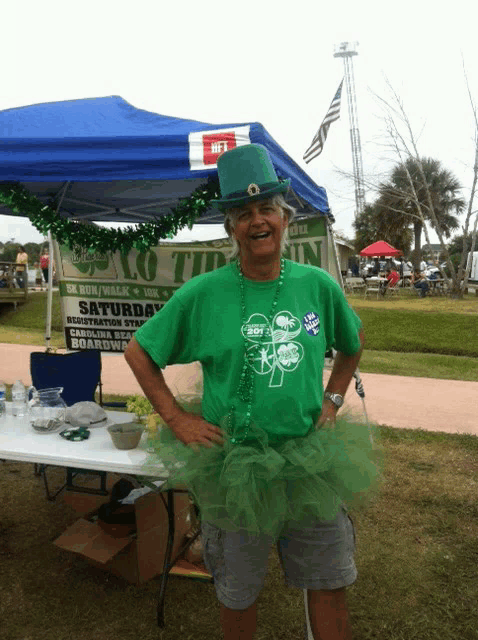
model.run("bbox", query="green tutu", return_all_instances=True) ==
[144,412,383,538]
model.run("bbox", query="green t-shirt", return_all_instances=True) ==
[135,260,361,438]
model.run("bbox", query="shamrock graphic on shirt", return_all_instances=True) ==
[241,310,304,387]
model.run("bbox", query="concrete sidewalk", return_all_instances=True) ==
[1,343,476,436]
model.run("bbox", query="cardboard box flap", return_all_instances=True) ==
[54,519,132,564]
[135,491,191,533]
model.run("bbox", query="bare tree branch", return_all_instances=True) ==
[458,57,478,290]
[367,76,478,296]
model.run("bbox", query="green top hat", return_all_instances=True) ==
[212,143,290,211]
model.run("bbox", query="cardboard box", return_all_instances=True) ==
[62,472,123,516]
[54,490,191,583]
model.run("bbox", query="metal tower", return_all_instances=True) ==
[334,41,365,217]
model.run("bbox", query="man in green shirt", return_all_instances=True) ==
[125,144,365,640]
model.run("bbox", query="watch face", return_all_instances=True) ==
[326,392,344,408]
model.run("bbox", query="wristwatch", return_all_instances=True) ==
[324,391,344,409]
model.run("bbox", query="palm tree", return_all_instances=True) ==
[353,204,381,253]
[374,157,465,267]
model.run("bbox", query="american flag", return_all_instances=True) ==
[303,79,344,163]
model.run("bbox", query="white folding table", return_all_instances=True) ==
[0,403,192,627]
[0,403,166,476]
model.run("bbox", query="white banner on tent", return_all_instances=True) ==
[188,125,251,170]
[53,216,329,353]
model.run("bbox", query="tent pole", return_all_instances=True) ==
[45,182,70,351]
[325,217,372,434]
[45,231,54,351]
[326,217,345,290]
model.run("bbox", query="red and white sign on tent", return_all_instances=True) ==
[189,125,250,170]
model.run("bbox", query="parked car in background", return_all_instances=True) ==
[361,263,372,277]
[425,267,440,280]
[392,259,412,278]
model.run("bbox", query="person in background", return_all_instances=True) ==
[15,245,28,288]
[40,248,50,284]
[412,269,429,298]
[399,258,404,280]
[34,262,44,290]
[124,144,377,640]
[382,267,400,295]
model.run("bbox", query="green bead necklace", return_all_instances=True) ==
[228,258,286,444]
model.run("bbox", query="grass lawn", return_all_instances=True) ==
[1,426,477,639]
[357,308,478,357]
[360,350,478,382]
[350,291,478,315]
[349,293,478,358]
[0,325,65,348]
[0,291,65,348]
[350,292,478,380]
[0,291,63,331]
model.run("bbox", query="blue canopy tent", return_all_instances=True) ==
[0,95,329,223]
[0,96,337,350]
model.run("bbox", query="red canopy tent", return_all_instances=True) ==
[359,241,403,257]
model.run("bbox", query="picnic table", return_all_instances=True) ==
[344,276,366,294]
[0,261,28,307]
[427,278,447,295]
[364,276,388,298]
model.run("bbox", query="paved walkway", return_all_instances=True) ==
[1,343,476,436]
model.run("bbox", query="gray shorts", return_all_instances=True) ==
[202,506,357,610]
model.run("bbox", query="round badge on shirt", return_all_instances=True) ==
[302,311,320,336]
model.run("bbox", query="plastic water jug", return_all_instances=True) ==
[12,380,28,417]
[29,387,67,433]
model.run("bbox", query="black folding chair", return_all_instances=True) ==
[30,350,125,500]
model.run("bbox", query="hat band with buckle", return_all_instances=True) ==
[226,181,284,202]
[247,183,260,196]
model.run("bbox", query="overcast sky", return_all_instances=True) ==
[1,0,477,246]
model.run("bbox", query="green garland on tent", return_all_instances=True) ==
[0,180,220,253]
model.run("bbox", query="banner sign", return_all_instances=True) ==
[54,216,328,353]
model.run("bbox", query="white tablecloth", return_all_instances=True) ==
[0,403,166,477]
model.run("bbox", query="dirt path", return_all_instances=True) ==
[1,343,476,436]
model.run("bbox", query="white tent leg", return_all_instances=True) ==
[326,217,345,290]
[304,589,314,639]
[45,182,70,351]
[45,231,54,350]
[325,216,373,440]
[352,368,374,444]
